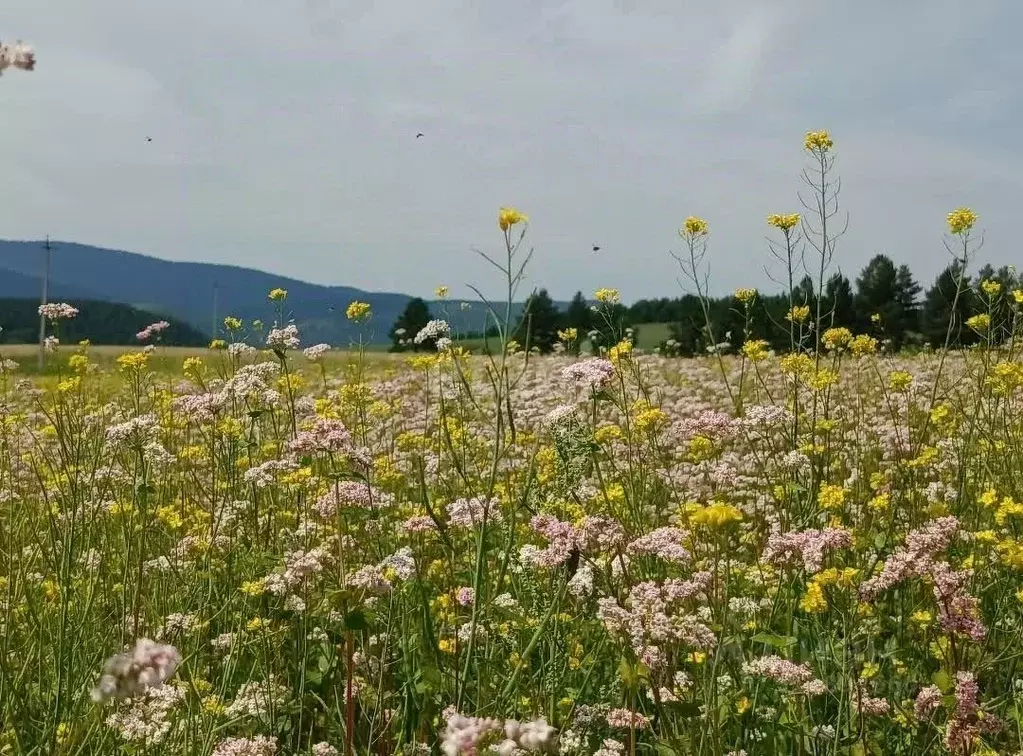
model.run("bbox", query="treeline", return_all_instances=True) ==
[387,255,1017,355]
[0,299,208,346]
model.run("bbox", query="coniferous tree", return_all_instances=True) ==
[893,264,923,346]
[922,263,978,348]
[389,297,432,351]
[517,289,562,354]
[822,273,856,329]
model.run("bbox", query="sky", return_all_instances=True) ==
[2,0,1022,302]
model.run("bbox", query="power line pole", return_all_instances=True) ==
[212,281,219,340]
[37,236,52,370]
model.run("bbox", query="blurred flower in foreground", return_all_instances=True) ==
[0,41,35,75]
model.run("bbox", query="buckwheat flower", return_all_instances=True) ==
[414,319,450,344]
[627,527,690,563]
[0,40,36,74]
[562,358,616,392]
[914,685,942,720]
[312,744,339,756]
[742,656,814,686]
[446,496,501,528]
[105,683,185,744]
[212,736,279,756]
[38,302,79,321]
[136,321,170,342]
[455,587,475,606]
[606,709,650,729]
[567,564,594,598]
[224,678,289,719]
[91,639,181,702]
[303,343,331,362]
[266,324,300,351]
[593,739,625,756]
[763,527,852,573]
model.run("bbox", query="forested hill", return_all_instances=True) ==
[0,299,208,346]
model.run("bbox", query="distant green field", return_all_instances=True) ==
[633,322,672,349]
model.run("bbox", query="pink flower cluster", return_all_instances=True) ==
[440,708,557,756]
[289,418,354,456]
[742,655,826,695]
[446,496,501,528]
[944,672,1002,753]
[38,302,79,321]
[627,527,691,564]
[314,480,388,517]
[562,358,616,392]
[606,709,651,729]
[860,516,959,599]
[521,515,580,568]
[137,321,170,342]
[212,736,278,756]
[91,639,181,702]
[763,527,852,573]
[303,343,331,362]
[266,324,300,351]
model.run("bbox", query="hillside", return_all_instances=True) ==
[0,241,543,345]
[0,298,208,346]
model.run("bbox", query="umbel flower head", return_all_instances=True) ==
[947,207,978,235]
[0,40,35,75]
[91,639,181,702]
[498,206,528,231]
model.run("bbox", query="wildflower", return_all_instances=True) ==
[303,343,331,362]
[821,327,852,350]
[136,321,170,342]
[606,709,650,729]
[435,285,449,298]
[557,327,578,343]
[268,288,287,301]
[804,130,833,152]
[690,501,743,528]
[914,685,942,720]
[763,527,852,572]
[498,206,528,231]
[38,302,79,321]
[817,484,847,511]
[966,313,990,332]
[266,324,300,351]
[562,358,616,392]
[223,316,243,331]
[734,287,757,304]
[212,736,278,756]
[679,216,709,237]
[980,279,1002,297]
[850,334,877,356]
[414,319,450,345]
[594,288,620,305]
[741,339,770,362]
[767,213,800,231]
[947,207,978,235]
[346,301,371,322]
[786,305,810,324]
[91,639,181,702]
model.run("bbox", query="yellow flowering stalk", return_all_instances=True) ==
[498,206,528,231]
[804,130,833,153]
[679,216,709,238]
[946,207,977,235]
[766,213,800,231]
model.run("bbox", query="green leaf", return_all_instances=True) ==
[344,610,370,631]
[750,632,798,649]
[932,670,952,693]
[655,744,679,756]
[619,657,636,688]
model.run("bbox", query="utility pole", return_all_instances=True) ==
[37,236,52,370]
[212,281,219,340]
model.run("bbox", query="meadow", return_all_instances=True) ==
[2,133,1022,756]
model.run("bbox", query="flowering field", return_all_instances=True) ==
[4,136,1023,756]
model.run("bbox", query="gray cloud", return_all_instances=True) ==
[3,0,1022,302]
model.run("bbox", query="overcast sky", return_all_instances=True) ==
[3,1,1022,301]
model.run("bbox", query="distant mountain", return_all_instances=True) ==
[0,241,549,345]
[0,298,207,347]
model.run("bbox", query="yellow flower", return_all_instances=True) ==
[766,213,800,231]
[116,351,149,372]
[268,288,288,301]
[209,339,228,350]
[911,610,932,626]
[780,353,813,376]
[800,581,827,613]
[786,305,811,324]
[240,580,265,596]
[557,327,578,343]
[870,312,882,324]
[804,130,833,152]
[734,287,757,304]
[850,334,878,356]
[438,638,457,654]
[966,313,990,332]
[946,207,977,235]
[980,279,1002,297]
[608,339,632,365]
[741,339,770,362]
[860,662,879,681]
[346,301,372,322]
[223,316,242,331]
[735,696,751,714]
[679,216,709,237]
[818,484,847,511]
[435,285,449,299]
[690,501,743,528]
[821,327,852,350]
[888,371,913,392]
[1013,289,1023,305]
[594,288,620,305]
[498,207,528,231]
